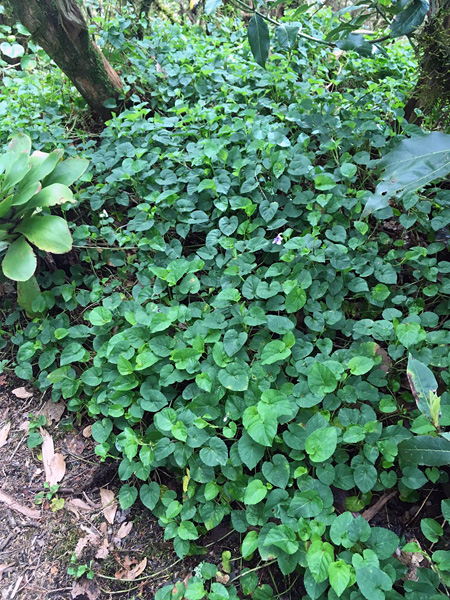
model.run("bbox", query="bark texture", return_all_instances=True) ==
[404,0,450,125]
[8,0,123,118]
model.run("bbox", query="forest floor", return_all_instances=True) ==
[0,375,224,600]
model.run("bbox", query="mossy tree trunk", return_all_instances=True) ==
[404,0,450,124]
[7,0,123,119]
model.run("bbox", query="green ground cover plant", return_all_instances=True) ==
[1,7,450,599]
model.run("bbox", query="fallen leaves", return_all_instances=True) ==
[100,488,117,525]
[0,422,11,448]
[0,490,40,519]
[396,539,425,581]
[116,521,133,540]
[65,498,95,518]
[115,556,147,580]
[11,387,33,399]
[40,427,66,487]
[38,399,65,425]
[71,578,100,600]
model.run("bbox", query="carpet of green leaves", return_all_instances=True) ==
[1,10,450,600]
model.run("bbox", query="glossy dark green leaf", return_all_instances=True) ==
[390,0,429,37]
[247,14,270,68]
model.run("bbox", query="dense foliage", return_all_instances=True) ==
[1,6,450,600]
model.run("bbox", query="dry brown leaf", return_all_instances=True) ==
[116,521,133,540]
[99,521,108,535]
[95,538,110,559]
[75,530,101,559]
[0,490,40,519]
[82,425,92,438]
[115,557,147,581]
[65,498,94,518]
[396,538,424,581]
[100,488,117,525]
[216,572,230,584]
[64,433,86,455]
[71,578,100,600]
[0,422,11,448]
[11,387,33,399]
[38,399,65,425]
[375,344,393,374]
[40,427,66,486]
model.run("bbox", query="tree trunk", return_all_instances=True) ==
[404,0,450,125]
[8,0,123,119]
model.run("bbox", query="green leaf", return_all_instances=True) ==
[2,236,36,281]
[396,321,424,348]
[43,157,89,187]
[275,23,300,48]
[420,518,443,543]
[307,540,334,583]
[335,33,376,57]
[200,437,228,467]
[442,499,450,522]
[244,479,267,505]
[178,521,199,540]
[399,435,450,466]
[218,362,249,391]
[238,433,265,470]
[247,13,270,69]
[223,329,248,356]
[262,454,290,488]
[88,307,113,326]
[328,560,352,597]
[365,527,399,559]
[140,482,160,510]
[91,418,113,443]
[17,276,42,316]
[260,340,291,364]
[315,174,337,191]
[184,578,206,600]
[308,363,338,396]
[242,531,259,558]
[205,0,223,14]
[288,490,324,518]
[60,342,86,366]
[363,132,450,216]
[356,566,392,600]
[348,356,374,375]
[305,427,337,463]
[264,525,299,555]
[243,404,277,447]
[285,287,306,313]
[390,0,428,37]
[119,484,138,509]
[16,215,72,253]
[407,355,438,422]
[24,183,74,210]
[354,464,378,493]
